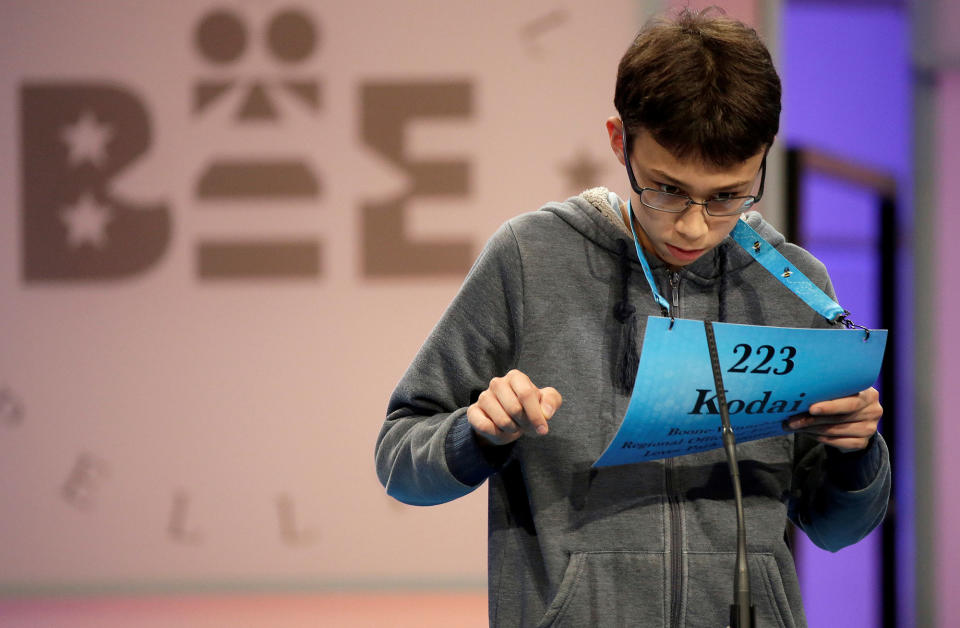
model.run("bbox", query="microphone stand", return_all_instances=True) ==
[704,321,755,628]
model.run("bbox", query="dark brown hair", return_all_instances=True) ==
[614,7,781,167]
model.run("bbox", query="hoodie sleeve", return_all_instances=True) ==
[789,433,890,552]
[785,268,892,551]
[374,222,523,506]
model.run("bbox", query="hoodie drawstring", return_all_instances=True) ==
[716,243,728,323]
[614,240,639,393]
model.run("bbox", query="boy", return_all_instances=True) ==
[376,8,889,627]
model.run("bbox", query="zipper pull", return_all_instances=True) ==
[670,272,680,308]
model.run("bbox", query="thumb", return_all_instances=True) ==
[538,387,563,420]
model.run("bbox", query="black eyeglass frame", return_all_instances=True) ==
[621,132,767,217]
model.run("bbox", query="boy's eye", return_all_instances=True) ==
[713,191,736,201]
[658,183,683,195]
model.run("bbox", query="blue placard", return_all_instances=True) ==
[593,317,888,467]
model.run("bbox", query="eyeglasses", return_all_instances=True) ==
[622,133,766,217]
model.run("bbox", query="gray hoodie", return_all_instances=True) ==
[376,189,890,627]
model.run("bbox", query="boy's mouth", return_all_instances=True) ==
[665,243,705,262]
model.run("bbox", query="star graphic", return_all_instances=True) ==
[560,149,605,192]
[61,110,114,167]
[60,194,113,249]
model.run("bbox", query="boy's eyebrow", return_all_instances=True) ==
[648,168,753,192]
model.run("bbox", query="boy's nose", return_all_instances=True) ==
[674,204,710,241]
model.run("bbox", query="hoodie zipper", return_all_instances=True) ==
[666,458,683,627]
[670,272,681,316]
[667,271,683,627]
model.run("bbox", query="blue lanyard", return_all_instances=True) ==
[728,219,846,322]
[626,200,671,314]
[626,200,849,324]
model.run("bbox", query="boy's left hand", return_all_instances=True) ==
[786,387,882,452]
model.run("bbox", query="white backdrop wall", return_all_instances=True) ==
[0,0,640,594]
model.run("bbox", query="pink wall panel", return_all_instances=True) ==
[667,0,758,26]
[0,0,636,624]
[934,69,960,628]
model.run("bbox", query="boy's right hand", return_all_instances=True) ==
[467,369,563,446]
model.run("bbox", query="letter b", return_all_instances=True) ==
[21,84,171,281]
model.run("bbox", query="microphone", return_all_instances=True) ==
[704,321,756,628]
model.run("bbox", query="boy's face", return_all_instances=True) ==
[606,118,766,268]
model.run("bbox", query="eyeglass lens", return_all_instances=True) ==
[639,190,753,215]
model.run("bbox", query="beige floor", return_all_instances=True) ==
[0,592,489,627]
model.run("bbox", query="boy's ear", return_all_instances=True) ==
[606,117,627,166]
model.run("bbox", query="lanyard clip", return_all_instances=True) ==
[837,311,871,341]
